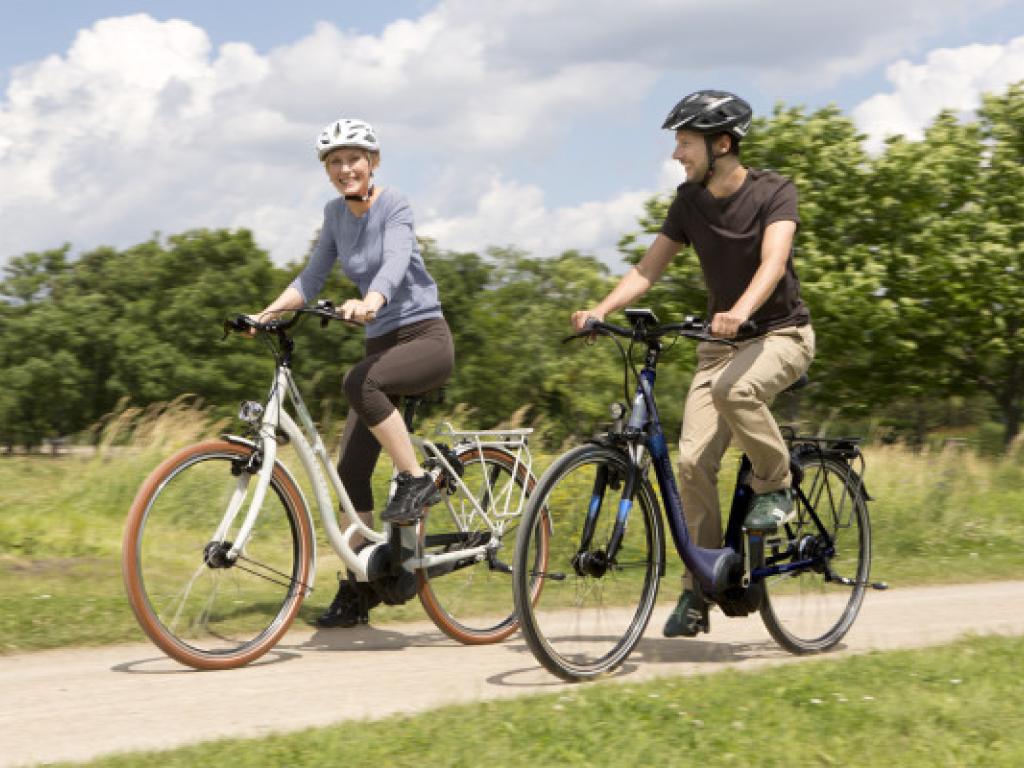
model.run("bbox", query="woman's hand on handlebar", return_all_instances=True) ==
[339,298,378,324]
[242,310,277,337]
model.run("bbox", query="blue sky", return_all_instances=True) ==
[1,1,1022,271]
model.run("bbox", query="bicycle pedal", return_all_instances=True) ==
[488,559,513,575]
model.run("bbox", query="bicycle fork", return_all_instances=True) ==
[572,449,642,578]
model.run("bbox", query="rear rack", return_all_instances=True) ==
[426,422,535,521]
[782,426,870,499]
[781,426,862,453]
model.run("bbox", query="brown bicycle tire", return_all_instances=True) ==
[122,439,312,670]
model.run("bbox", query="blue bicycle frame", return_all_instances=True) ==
[624,350,742,596]
[594,329,838,599]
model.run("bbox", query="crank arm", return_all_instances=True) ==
[827,569,889,590]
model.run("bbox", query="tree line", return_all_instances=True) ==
[1,82,1021,451]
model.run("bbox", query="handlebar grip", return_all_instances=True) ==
[562,318,629,343]
[226,314,256,331]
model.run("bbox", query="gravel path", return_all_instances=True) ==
[1,580,1022,767]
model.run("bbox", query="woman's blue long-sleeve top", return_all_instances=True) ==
[290,187,442,338]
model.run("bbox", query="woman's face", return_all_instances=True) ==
[324,148,374,197]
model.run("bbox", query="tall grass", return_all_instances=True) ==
[0,403,1021,653]
[864,443,1024,584]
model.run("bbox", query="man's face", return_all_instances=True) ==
[672,130,712,182]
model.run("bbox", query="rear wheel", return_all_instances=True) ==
[513,444,663,681]
[417,446,547,644]
[122,440,312,670]
[759,453,870,653]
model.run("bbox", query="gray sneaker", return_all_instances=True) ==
[744,489,795,532]
[663,590,710,638]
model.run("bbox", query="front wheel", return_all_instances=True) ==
[122,440,313,670]
[759,453,871,653]
[513,444,663,681]
[417,446,547,644]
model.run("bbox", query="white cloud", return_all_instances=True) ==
[0,3,1019,271]
[419,174,652,269]
[0,14,321,264]
[257,12,654,152]
[439,0,1006,88]
[658,159,686,190]
[0,11,654,265]
[853,35,1024,152]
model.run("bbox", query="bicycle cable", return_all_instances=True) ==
[233,553,314,593]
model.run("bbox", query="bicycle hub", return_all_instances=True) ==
[572,549,609,578]
[203,541,235,569]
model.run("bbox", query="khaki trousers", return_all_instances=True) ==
[678,324,815,589]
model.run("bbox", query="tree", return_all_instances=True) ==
[937,82,1024,447]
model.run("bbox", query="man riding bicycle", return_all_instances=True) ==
[571,90,814,639]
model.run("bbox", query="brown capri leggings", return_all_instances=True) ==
[337,317,454,511]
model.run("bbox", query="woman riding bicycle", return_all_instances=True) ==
[252,118,454,628]
[571,90,814,640]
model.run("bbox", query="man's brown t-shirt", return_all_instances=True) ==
[659,168,810,334]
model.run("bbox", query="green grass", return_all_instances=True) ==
[1,403,1021,653]
[58,634,1024,767]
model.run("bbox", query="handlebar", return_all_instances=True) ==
[563,314,757,347]
[222,300,362,339]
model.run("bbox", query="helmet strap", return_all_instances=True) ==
[345,184,375,202]
[702,135,716,186]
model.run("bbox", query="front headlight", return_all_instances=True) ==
[238,400,264,425]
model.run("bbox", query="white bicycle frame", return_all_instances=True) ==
[218,364,533,593]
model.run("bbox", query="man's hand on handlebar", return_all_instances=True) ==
[710,311,750,340]
[570,309,605,335]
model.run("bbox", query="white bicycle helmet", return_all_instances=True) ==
[316,118,380,161]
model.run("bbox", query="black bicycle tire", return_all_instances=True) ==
[759,454,871,653]
[513,443,663,682]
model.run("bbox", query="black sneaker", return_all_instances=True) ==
[380,472,442,525]
[315,574,379,628]
[663,589,710,638]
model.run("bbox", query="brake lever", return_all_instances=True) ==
[221,314,254,341]
[684,319,756,347]
[677,330,730,347]
[563,318,606,344]
[316,300,336,328]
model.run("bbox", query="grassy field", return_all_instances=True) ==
[1,403,1022,653]
[54,633,1024,767]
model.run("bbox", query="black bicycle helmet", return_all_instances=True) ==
[662,90,752,183]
